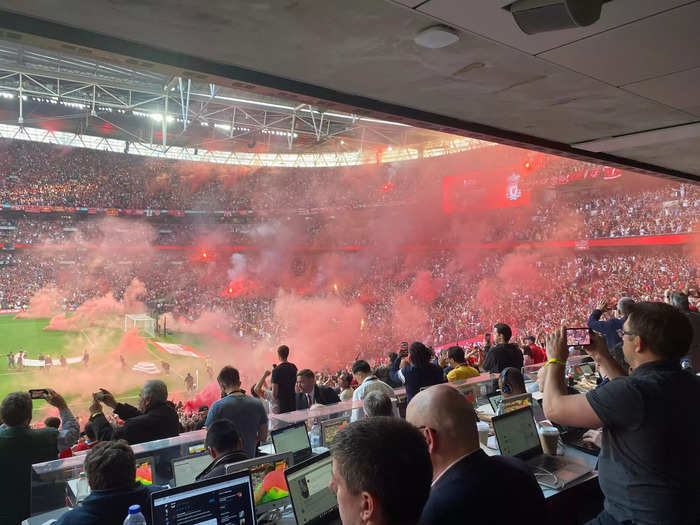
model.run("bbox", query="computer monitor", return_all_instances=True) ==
[134,456,155,486]
[497,392,533,415]
[171,453,212,487]
[225,452,293,514]
[151,471,256,525]
[320,417,348,447]
[492,406,542,460]
[284,451,340,525]
[271,421,312,465]
[488,393,502,411]
[455,384,478,406]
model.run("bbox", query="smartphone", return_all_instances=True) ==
[29,389,49,399]
[566,328,591,347]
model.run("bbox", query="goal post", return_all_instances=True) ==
[124,313,156,337]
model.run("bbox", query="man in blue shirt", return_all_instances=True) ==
[588,297,634,350]
[205,366,268,458]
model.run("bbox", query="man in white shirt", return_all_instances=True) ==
[350,360,396,422]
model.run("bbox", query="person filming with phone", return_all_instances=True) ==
[0,388,79,524]
[543,302,700,525]
[89,380,179,445]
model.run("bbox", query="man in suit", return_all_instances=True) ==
[295,369,340,410]
[406,384,545,525]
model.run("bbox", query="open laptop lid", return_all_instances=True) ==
[488,392,502,411]
[492,406,542,461]
[271,421,312,464]
[320,416,349,447]
[284,450,339,525]
[151,470,256,525]
[225,452,293,515]
[170,452,212,487]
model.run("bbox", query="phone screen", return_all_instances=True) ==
[566,328,591,346]
[29,389,48,399]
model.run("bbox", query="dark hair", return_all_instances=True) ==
[0,392,32,427]
[446,346,465,363]
[217,366,240,388]
[363,391,394,417]
[277,345,290,360]
[339,372,353,384]
[627,302,692,360]
[84,421,96,442]
[352,360,371,374]
[44,417,61,429]
[205,419,241,453]
[297,368,315,380]
[501,367,525,394]
[526,335,536,343]
[84,440,135,490]
[494,323,512,342]
[409,342,431,367]
[331,417,432,524]
[670,292,690,312]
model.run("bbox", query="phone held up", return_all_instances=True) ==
[565,328,591,347]
[29,389,49,399]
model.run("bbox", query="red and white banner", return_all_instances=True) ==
[152,342,204,358]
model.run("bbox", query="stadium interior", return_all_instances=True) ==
[0,2,698,525]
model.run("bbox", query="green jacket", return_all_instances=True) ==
[0,425,60,525]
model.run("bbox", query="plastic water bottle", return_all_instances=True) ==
[123,504,147,525]
[309,421,321,449]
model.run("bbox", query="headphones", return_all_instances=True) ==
[500,368,512,394]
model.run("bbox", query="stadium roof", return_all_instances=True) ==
[0,38,474,159]
[0,2,697,180]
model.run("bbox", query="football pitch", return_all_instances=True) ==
[0,314,207,419]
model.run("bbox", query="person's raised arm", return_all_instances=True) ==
[587,299,609,332]
[389,352,405,384]
[99,388,141,419]
[585,332,627,380]
[45,389,79,452]
[542,327,603,429]
[254,370,271,399]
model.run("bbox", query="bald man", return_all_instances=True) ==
[406,385,545,525]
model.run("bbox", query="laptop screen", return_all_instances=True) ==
[321,418,348,446]
[272,422,312,460]
[492,406,541,458]
[285,451,339,525]
[134,456,154,486]
[151,471,256,525]
[498,393,533,415]
[171,453,212,487]
[488,393,502,411]
[225,453,292,514]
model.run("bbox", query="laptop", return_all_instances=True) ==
[492,406,591,489]
[225,452,293,515]
[271,421,313,465]
[320,417,349,447]
[171,452,212,487]
[488,393,502,411]
[284,451,341,525]
[151,471,256,525]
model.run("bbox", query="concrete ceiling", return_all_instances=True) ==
[0,0,697,180]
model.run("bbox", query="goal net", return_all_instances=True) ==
[124,313,156,337]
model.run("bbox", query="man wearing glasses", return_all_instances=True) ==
[543,302,700,525]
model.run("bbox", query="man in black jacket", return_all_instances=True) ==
[196,419,248,481]
[406,384,544,525]
[91,380,180,445]
[482,323,524,373]
[295,369,340,410]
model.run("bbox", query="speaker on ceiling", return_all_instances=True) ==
[507,0,609,35]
